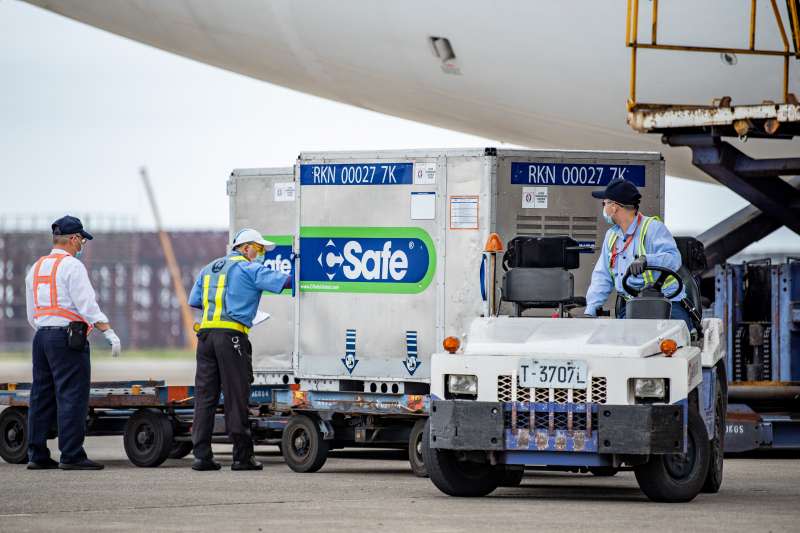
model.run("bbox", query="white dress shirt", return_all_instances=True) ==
[25,249,109,330]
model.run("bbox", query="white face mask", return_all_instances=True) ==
[602,206,614,225]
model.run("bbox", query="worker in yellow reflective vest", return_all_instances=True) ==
[583,179,692,330]
[188,228,290,471]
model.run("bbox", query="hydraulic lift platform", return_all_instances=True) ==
[624,0,800,451]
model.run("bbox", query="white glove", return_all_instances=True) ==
[103,328,122,358]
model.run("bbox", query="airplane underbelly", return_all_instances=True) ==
[23,0,800,182]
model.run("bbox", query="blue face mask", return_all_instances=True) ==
[75,249,84,260]
[255,253,265,264]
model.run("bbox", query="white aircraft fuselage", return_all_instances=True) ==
[22,0,800,183]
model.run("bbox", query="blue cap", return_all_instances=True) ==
[51,215,93,240]
[591,178,642,206]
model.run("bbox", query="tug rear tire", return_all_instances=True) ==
[588,467,619,477]
[702,372,725,494]
[494,465,525,486]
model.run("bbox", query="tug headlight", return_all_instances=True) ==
[446,374,478,399]
[633,378,668,403]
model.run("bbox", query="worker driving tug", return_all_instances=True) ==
[583,178,693,331]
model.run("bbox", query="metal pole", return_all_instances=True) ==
[769,0,791,101]
[651,0,659,45]
[140,167,196,350]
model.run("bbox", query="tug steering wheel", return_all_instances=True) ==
[621,265,683,300]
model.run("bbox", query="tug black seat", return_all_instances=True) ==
[501,236,585,316]
[503,268,587,311]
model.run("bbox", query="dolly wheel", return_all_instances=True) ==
[123,409,174,467]
[168,441,194,460]
[408,418,428,478]
[0,408,28,464]
[281,415,329,473]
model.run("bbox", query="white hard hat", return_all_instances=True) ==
[231,228,276,251]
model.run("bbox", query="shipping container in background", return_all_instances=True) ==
[228,168,296,385]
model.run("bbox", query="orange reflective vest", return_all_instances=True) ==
[31,254,90,328]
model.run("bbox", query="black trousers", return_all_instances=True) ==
[192,329,254,463]
[28,328,91,464]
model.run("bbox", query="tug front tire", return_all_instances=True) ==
[634,406,710,503]
[422,420,498,497]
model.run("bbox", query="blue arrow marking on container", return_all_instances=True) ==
[341,329,359,374]
[403,330,422,376]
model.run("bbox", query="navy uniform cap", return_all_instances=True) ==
[591,178,642,206]
[51,215,94,240]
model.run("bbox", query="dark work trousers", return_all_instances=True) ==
[28,328,91,464]
[192,329,254,463]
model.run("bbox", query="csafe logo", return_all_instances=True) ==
[299,227,436,294]
[261,235,294,296]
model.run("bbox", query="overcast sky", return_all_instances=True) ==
[1,1,798,253]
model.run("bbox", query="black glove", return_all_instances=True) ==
[629,255,647,276]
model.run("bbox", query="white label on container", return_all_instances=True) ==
[273,182,296,202]
[410,191,436,220]
[522,186,548,208]
[413,162,437,185]
[449,195,479,230]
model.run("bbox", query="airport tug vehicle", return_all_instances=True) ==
[424,236,727,502]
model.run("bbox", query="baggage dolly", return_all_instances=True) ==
[273,388,429,475]
[0,380,289,467]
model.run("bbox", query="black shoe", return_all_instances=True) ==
[231,457,263,471]
[192,458,222,471]
[27,458,59,470]
[59,458,104,470]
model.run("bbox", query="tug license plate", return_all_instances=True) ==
[518,359,588,390]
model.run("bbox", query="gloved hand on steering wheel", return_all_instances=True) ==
[629,255,647,276]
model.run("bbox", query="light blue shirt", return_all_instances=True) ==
[585,215,686,316]
[188,252,289,328]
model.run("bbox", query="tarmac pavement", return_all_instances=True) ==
[0,437,798,532]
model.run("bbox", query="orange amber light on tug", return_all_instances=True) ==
[660,339,678,357]
[443,336,461,354]
[484,232,504,253]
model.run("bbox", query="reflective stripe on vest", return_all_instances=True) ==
[606,215,677,296]
[31,254,90,326]
[199,255,250,333]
